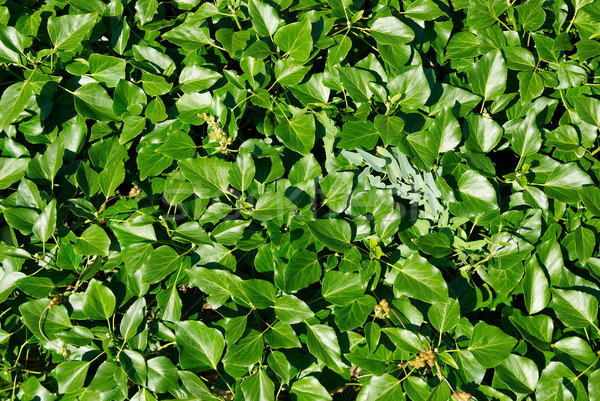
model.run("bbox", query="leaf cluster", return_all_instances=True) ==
[0,0,600,400]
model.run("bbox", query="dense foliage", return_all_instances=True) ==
[1,0,600,399]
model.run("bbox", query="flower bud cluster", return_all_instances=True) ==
[48,297,60,310]
[129,185,141,198]
[455,391,471,401]
[199,113,232,153]
[407,348,435,369]
[374,299,391,319]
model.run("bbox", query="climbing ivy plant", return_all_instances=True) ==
[0,0,600,400]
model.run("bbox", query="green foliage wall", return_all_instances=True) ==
[0,0,600,400]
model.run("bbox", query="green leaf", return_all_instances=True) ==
[337,121,379,150]
[404,0,445,20]
[264,321,301,348]
[16,276,54,298]
[146,356,178,394]
[493,354,539,395]
[414,232,453,258]
[305,219,353,253]
[334,294,376,331]
[113,80,146,116]
[320,171,353,212]
[135,0,158,25]
[518,70,545,103]
[428,299,460,334]
[0,26,26,64]
[522,256,550,314]
[516,0,545,31]
[89,54,126,87]
[241,369,274,401]
[73,83,118,122]
[573,96,600,128]
[120,350,147,386]
[449,170,498,217]
[175,320,225,371]
[273,19,312,62]
[47,13,98,51]
[550,288,599,329]
[55,361,90,394]
[467,0,508,30]
[19,298,72,341]
[179,157,232,198]
[464,114,503,153]
[374,115,405,147]
[388,65,431,109]
[536,362,583,401]
[229,151,256,191]
[511,113,542,157]
[564,225,595,264]
[393,254,449,303]
[445,32,480,59]
[99,162,125,199]
[253,191,296,220]
[357,374,405,401]
[274,295,314,324]
[120,297,146,342]
[0,81,34,133]
[322,270,365,305]
[249,0,281,38]
[504,46,536,71]
[157,131,197,160]
[162,25,213,51]
[468,321,517,368]
[370,17,414,45]
[141,246,182,284]
[290,376,332,401]
[223,330,264,368]
[338,66,374,103]
[32,200,56,244]
[541,163,593,203]
[82,279,116,320]
[274,114,315,155]
[581,187,600,217]
[305,323,345,373]
[282,249,322,292]
[141,73,173,96]
[74,225,110,256]
[179,66,222,93]
[0,158,29,189]
[468,49,507,102]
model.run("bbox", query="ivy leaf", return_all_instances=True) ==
[305,219,353,253]
[47,13,98,51]
[274,114,315,155]
[357,374,405,401]
[468,322,517,368]
[550,288,599,329]
[370,17,414,45]
[393,254,449,303]
[273,19,312,62]
[282,250,322,292]
[241,369,274,401]
[249,0,281,38]
[175,321,225,371]
[468,49,507,102]
[179,157,232,198]
[74,225,110,256]
[32,200,56,245]
[55,361,90,394]
[305,323,345,374]
[82,279,116,320]
[73,83,118,122]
